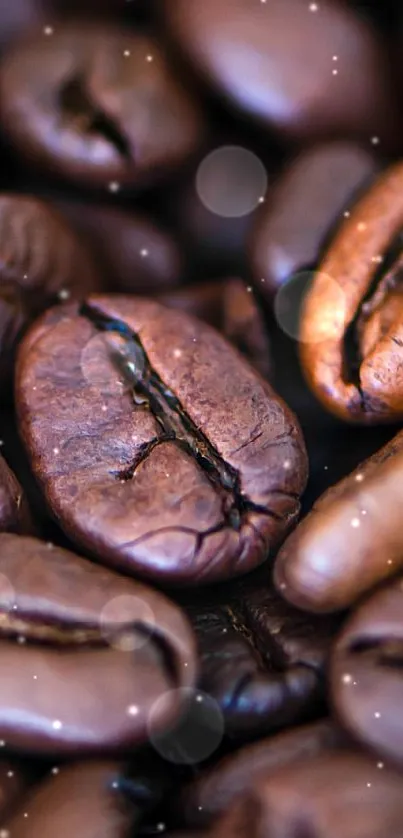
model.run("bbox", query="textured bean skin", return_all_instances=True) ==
[0,23,204,187]
[250,142,379,298]
[300,163,403,424]
[331,574,403,766]
[16,295,307,584]
[164,0,399,147]
[208,752,403,838]
[0,534,196,755]
[183,720,347,827]
[275,430,403,613]
[5,761,140,838]
[0,194,99,387]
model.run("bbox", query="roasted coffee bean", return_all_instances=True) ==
[331,574,403,766]
[56,201,184,295]
[208,752,403,838]
[300,162,403,424]
[0,23,204,187]
[0,455,32,534]
[0,194,99,387]
[4,761,142,837]
[275,430,403,613]
[183,720,348,827]
[16,295,307,584]
[159,279,272,379]
[164,0,399,147]
[185,586,338,741]
[250,142,379,299]
[0,533,195,754]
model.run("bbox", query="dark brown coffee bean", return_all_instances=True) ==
[0,455,32,534]
[0,533,195,754]
[16,295,307,584]
[0,23,204,187]
[331,574,403,766]
[159,279,272,379]
[185,594,329,741]
[250,142,379,299]
[5,761,141,837]
[275,430,403,613]
[300,163,403,423]
[0,194,99,387]
[208,752,403,838]
[56,201,184,294]
[183,720,349,827]
[164,0,399,147]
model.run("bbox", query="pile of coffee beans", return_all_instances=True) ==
[0,1,403,835]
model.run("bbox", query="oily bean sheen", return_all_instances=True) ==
[331,575,403,766]
[0,23,203,187]
[186,591,334,740]
[250,142,379,298]
[183,720,347,827]
[16,296,307,584]
[0,455,32,534]
[208,752,403,838]
[0,194,99,387]
[5,761,140,838]
[300,162,403,424]
[159,279,272,380]
[275,430,403,613]
[164,0,399,147]
[56,202,184,296]
[0,534,195,755]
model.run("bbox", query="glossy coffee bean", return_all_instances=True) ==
[0,23,204,187]
[331,574,403,766]
[0,193,99,387]
[275,430,403,612]
[300,162,403,424]
[57,201,184,295]
[209,752,403,838]
[16,295,307,584]
[250,142,379,298]
[164,0,399,147]
[0,455,32,534]
[159,279,272,379]
[0,533,195,754]
[5,761,141,837]
[183,719,347,827]
[186,589,334,740]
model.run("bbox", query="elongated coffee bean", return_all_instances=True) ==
[275,430,403,612]
[0,194,99,388]
[5,761,141,837]
[0,23,204,187]
[300,163,403,423]
[16,296,307,584]
[331,574,403,765]
[0,533,195,754]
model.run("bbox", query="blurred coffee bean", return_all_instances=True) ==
[0,23,204,188]
[164,0,400,148]
[56,201,184,293]
[251,142,380,299]
[332,573,403,766]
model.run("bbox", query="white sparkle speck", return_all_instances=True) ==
[387,559,393,565]
[258,196,265,203]
[371,137,380,145]
[246,286,252,293]
[374,712,381,719]
[109,182,120,193]
[173,349,182,359]
[51,767,60,775]
[332,69,338,75]
[17,636,26,645]
[344,211,350,218]
[333,55,338,61]
[7,772,13,778]
[357,222,367,232]
[33,675,37,680]
[124,50,131,57]
[52,720,62,730]
[112,781,119,789]
[355,473,364,481]
[146,55,154,62]
[53,448,60,455]
[361,510,367,516]
[157,825,165,833]
[127,705,139,716]
[367,783,371,788]
[377,762,384,769]
[44,26,53,35]
[47,542,54,549]
[342,674,352,684]
[309,2,319,10]
[351,518,360,528]
[140,249,149,257]
[196,695,203,703]
[0,741,6,747]
[0,441,3,447]
[58,289,70,300]
[283,460,291,469]
[102,405,107,412]
[371,255,383,264]
[0,829,10,837]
